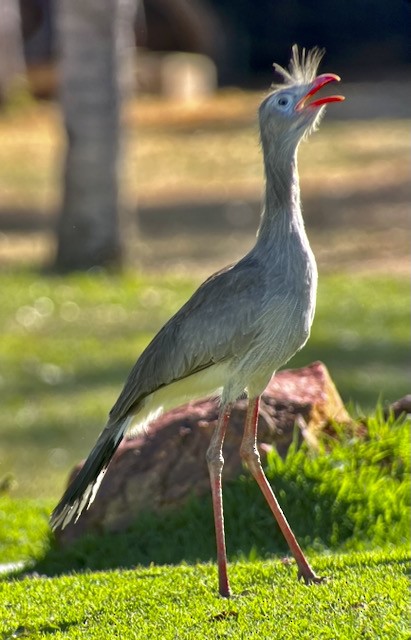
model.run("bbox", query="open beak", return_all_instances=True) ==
[295,73,345,111]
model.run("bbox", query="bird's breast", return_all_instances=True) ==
[260,255,317,364]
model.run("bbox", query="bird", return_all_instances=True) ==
[50,45,344,597]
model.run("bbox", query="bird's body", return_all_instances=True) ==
[112,206,317,422]
[51,46,344,596]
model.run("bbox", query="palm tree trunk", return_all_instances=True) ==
[54,0,137,271]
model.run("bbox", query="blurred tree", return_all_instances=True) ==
[54,0,138,271]
[0,0,26,105]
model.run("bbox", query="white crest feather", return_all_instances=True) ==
[273,44,325,87]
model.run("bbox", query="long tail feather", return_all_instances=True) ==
[50,416,130,530]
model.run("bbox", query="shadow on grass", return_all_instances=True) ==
[9,448,408,581]
[0,477,329,579]
[3,621,79,638]
[0,178,408,236]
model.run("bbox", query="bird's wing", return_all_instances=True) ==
[109,255,265,420]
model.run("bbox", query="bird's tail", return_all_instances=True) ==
[50,415,131,531]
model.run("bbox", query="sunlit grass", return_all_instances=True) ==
[0,413,409,638]
[1,547,409,639]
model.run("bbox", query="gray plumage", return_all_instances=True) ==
[50,44,343,573]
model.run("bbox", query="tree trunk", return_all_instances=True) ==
[54,0,137,271]
[0,0,26,105]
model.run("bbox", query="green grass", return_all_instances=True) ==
[0,416,410,638]
[0,268,409,638]
[0,269,408,499]
[0,497,51,564]
[0,549,409,639]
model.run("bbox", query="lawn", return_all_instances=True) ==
[0,271,409,639]
[0,408,410,638]
[0,409,409,638]
[1,547,409,639]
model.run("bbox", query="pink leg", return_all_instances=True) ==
[206,404,232,597]
[240,396,324,584]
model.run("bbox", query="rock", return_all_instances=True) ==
[385,395,411,420]
[55,361,351,545]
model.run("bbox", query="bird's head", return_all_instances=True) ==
[259,46,344,155]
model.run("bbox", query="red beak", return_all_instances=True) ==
[295,73,345,111]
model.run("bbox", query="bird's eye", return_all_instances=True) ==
[277,95,290,108]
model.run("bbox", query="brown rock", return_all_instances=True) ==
[385,395,411,420]
[56,361,351,545]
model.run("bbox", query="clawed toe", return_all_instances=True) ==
[298,570,327,585]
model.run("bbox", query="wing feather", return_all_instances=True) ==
[109,256,264,420]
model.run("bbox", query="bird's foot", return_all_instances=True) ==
[298,568,326,585]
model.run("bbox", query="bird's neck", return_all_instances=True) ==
[256,147,306,248]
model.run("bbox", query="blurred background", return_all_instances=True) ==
[0,0,410,498]
[1,0,410,273]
